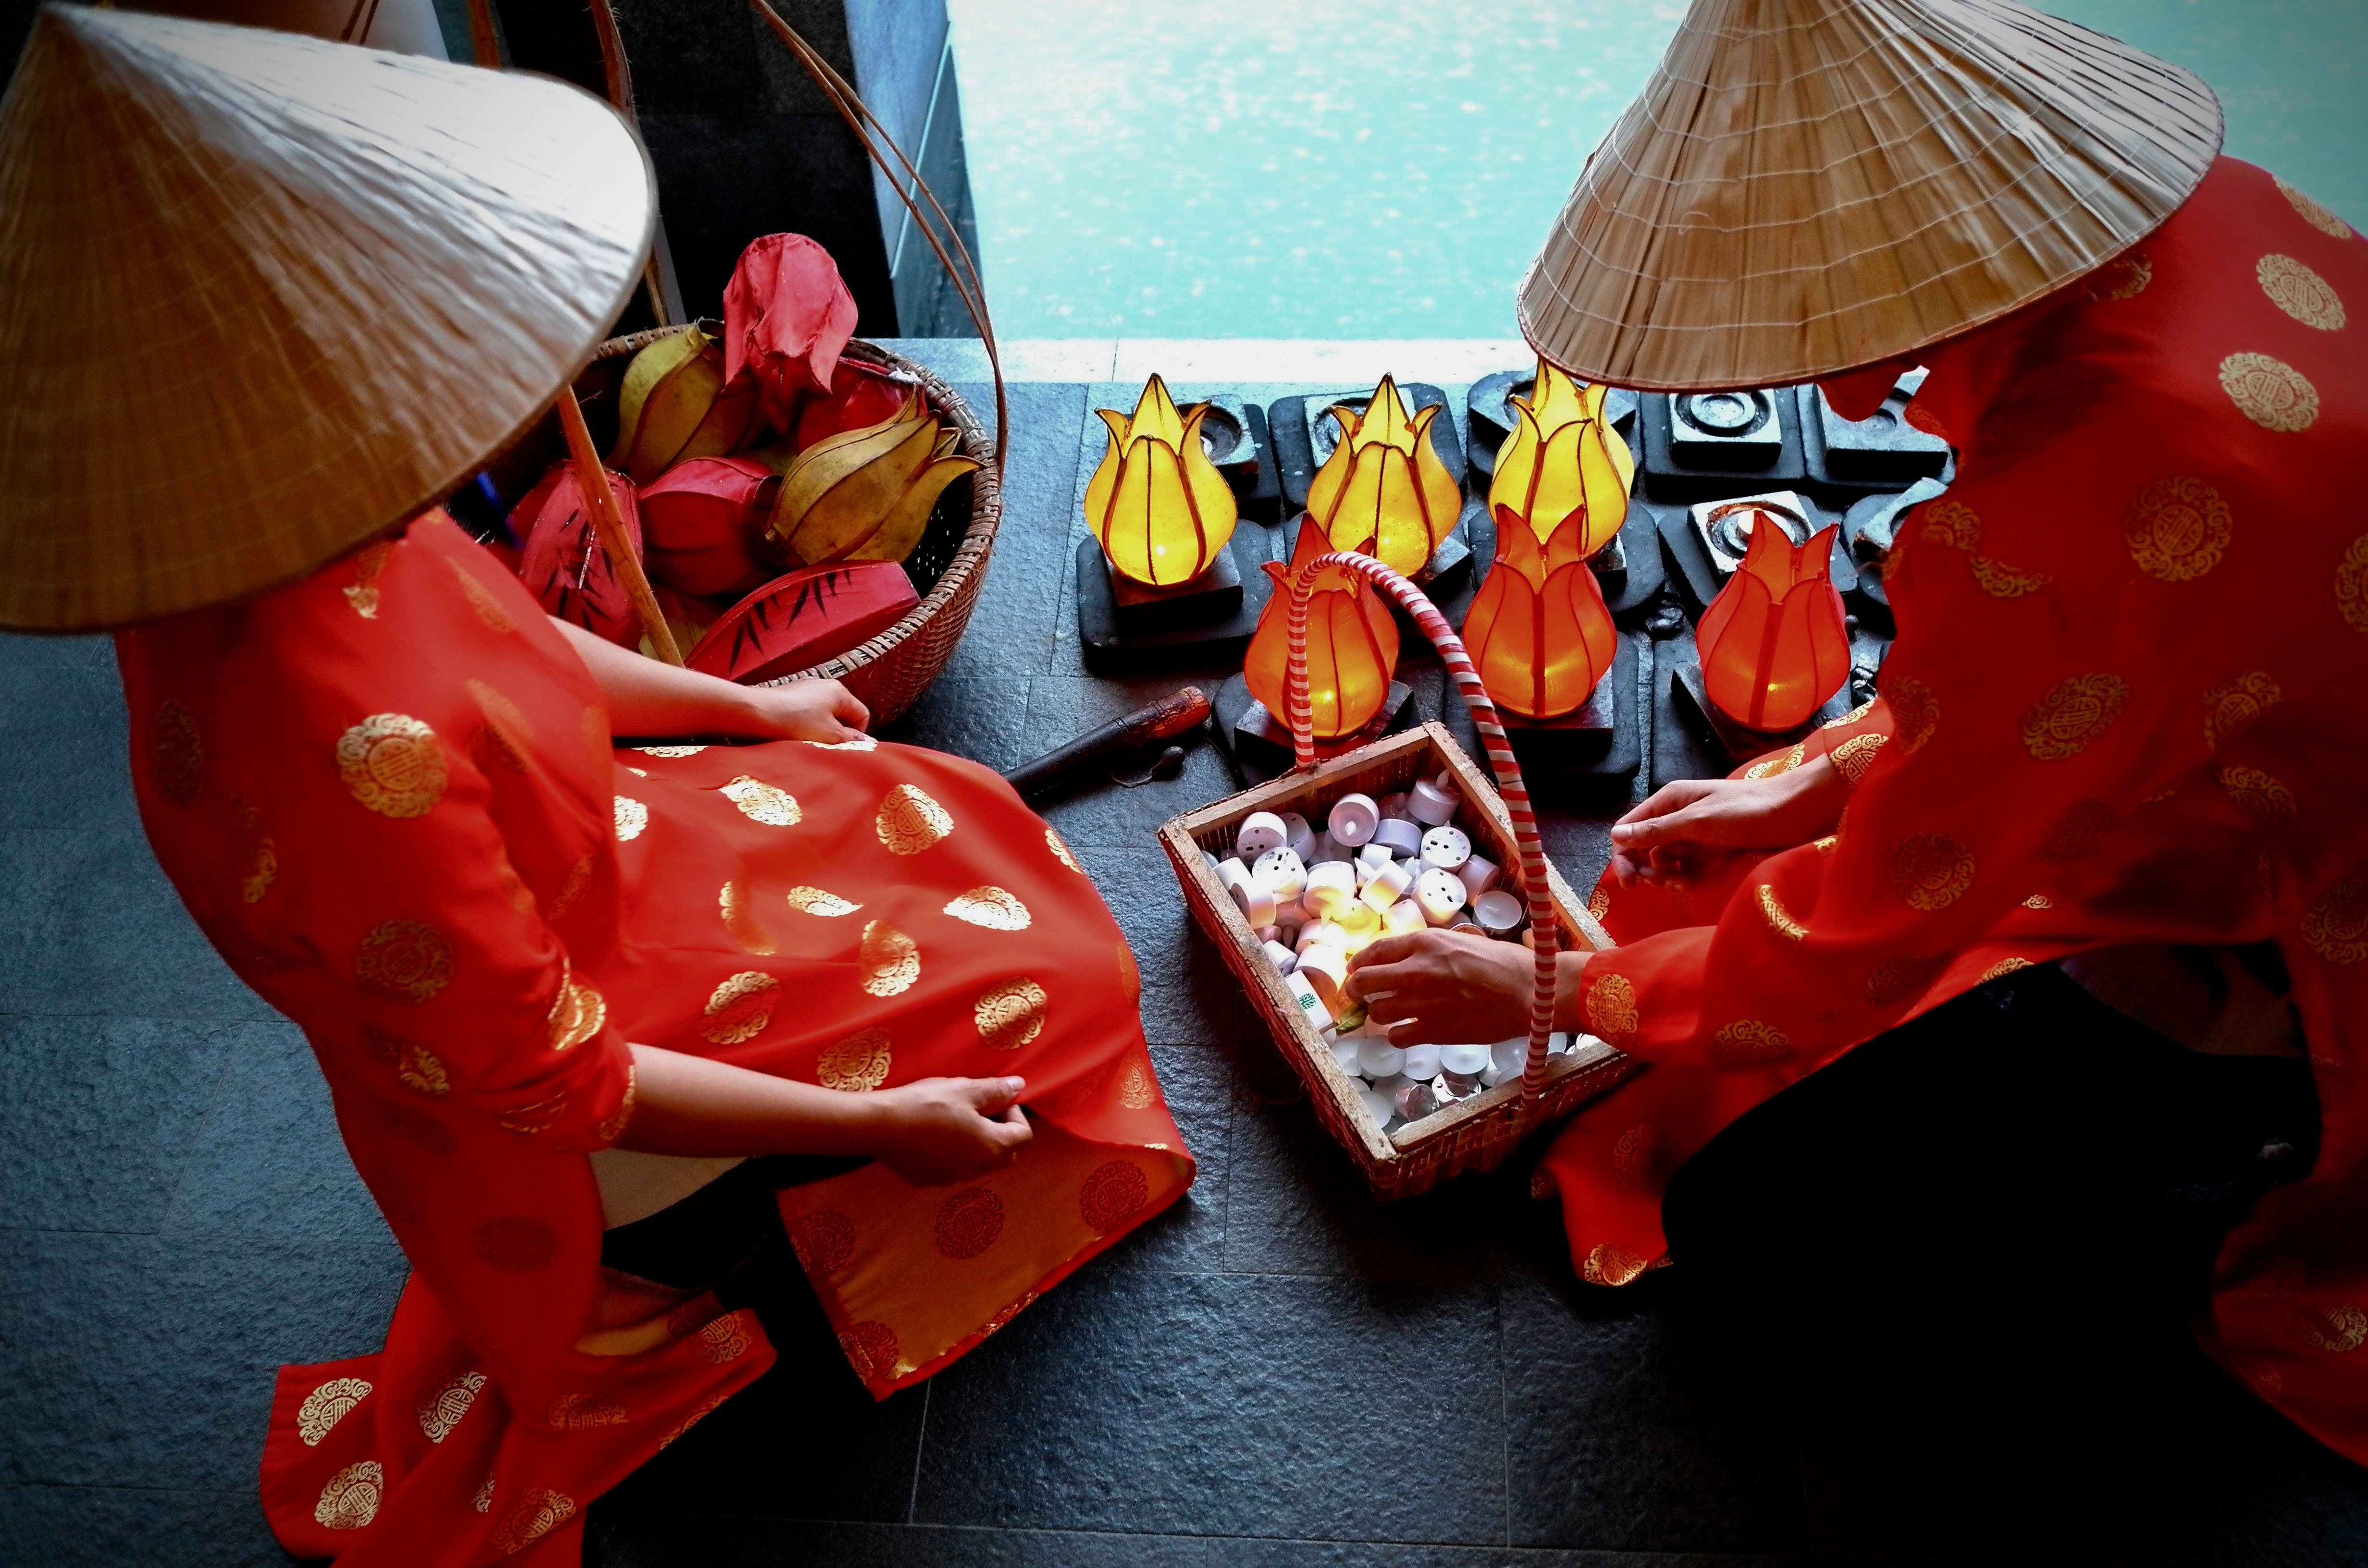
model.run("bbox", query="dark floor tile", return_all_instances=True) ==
[0,629,115,671]
[1214,1544,1800,1568]
[0,1014,234,1234]
[1027,677,1242,849]
[1076,845,1265,1048]
[590,1516,1216,1568]
[1099,1045,1231,1274]
[0,1482,285,1568]
[0,661,132,830]
[913,1268,1505,1543]
[0,1227,405,1490]
[1645,634,1726,796]
[1500,1275,1805,1555]
[881,676,1031,772]
[936,383,1088,683]
[162,1020,385,1244]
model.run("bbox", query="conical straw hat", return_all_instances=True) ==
[0,5,654,630]
[1517,0,2221,392]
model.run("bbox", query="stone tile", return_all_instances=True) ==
[1500,1276,1805,1555]
[589,1517,1216,1568]
[0,1482,285,1568]
[880,676,1030,772]
[0,1015,234,1234]
[935,382,1088,683]
[1214,1545,1799,1568]
[0,661,132,830]
[1026,677,1240,848]
[0,629,115,670]
[1098,1045,1230,1275]
[0,1227,405,1490]
[1073,845,1262,1048]
[874,339,1122,383]
[162,1020,386,1244]
[912,1268,1505,1543]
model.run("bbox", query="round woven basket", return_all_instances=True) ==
[485,324,1001,728]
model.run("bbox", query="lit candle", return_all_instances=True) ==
[1296,943,1350,1006]
[1334,899,1381,951]
[1295,919,1347,953]
[1383,898,1428,937]
[1302,861,1358,919]
[1360,860,1415,912]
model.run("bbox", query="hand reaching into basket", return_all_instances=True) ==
[1346,930,1543,1048]
[1606,754,1846,891]
[553,615,871,743]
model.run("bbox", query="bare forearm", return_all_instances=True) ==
[615,1043,888,1157]
[550,617,770,737]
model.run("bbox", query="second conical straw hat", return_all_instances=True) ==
[0,5,654,630]
[1518,0,2221,392]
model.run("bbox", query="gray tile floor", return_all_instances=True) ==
[5,352,2367,1566]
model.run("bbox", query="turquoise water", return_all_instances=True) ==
[945,0,2368,339]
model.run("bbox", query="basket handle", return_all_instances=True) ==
[1281,550,1560,1106]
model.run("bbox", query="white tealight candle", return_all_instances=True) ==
[1333,900,1381,949]
[1356,1086,1396,1127]
[1370,817,1424,858]
[1402,1043,1443,1079]
[1256,924,1282,944]
[1394,1079,1439,1121]
[1356,841,1395,873]
[1281,967,1332,1029]
[1414,867,1468,925]
[1377,791,1411,821]
[1235,810,1289,860]
[1472,888,1524,936]
[1272,898,1307,931]
[1295,920,1346,953]
[1357,1039,1406,1079]
[1327,793,1380,848]
[1216,857,1255,897]
[1252,847,1308,899]
[1260,938,1298,973]
[1491,1036,1531,1078]
[1302,861,1357,918]
[1231,878,1277,927]
[1418,825,1472,873]
[1455,854,1501,897]
[1331,1037,1364,1074]
[1407,778,1459,827]
[1296,943,1349,1005]
[1360,861,1415,911]
[1440,1043,1490,1076]
[1281,811,1315,860]
[1383,898,1428,937]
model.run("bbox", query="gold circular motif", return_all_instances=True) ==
[1918,499,1983,550]
[858,920,920,997]
[1823,698,1875,731]
[1883,676,1939,753]
[785,885,861,916]
[543,975,606,1053]
[2220,352,2320,433]
[297,1378,372,1447]
[1886,833,1976,911]
[147,699,206,806]
[231,796,277,904]
[2219,766,2298,833]
[337,713,447,818]
[2039,798,2117,862]
[634,744,707,758]
[417,1371,485,1444]
[1080,1159,1152,1232]
[1753,884,1806,943]
[1710,1019,1794,1068]
[1980,956,2034,983]
[355,919,454,1004]
[546,1393,628,1430]
[314,1460,383,1531]
[1865,953,1946,1006]
[697,1311,754,1364]
[614,796,648,842]
[1744,742,1805,780]
[2336,535,2368,635]
[466,680,535,773]
[975,978,1049,1050]
[2204,670,2282,751]
[1581,1242,1648,1287]
[2302,879,2368,965]
[1584,972,1639,1041]
[1046,827,1085,873]
[1969,555,2052,598]
[876,784,953,854]
[817,1027,893,1092]
[497,1090,568,1136]
[395,1040,449,1097]
[2257,253,2346,331]
[1119,1055,1157,1109]
[1611,1124,1659,1188]
[935,1187,1006,1259]
[596,1066,637,1143]
[839,1321,901,1381]
[701,970,779,1044]
[720,775,801,826]
[2123,476,2232,583]
[1586,887,1611,922]
[719,881,777,956]
[490,1489,577,1555]
[793,1210,856,1274]
[2020,673,2130,761]
[2291,1301,2368,1355]
[944,885,1032,931]
[2277,176,2353,239]
[2088,253,2153,302]
[1828,732,1887,784]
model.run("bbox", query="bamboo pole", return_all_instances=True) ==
[554,385,682,666]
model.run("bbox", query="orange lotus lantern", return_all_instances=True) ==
[1695,512,1851,731]
[1306,375,1461,577]
[1083,374,1239,586]
[1244,517,1400,739]
[1487,358,1633,556]
[1462,503,1617,719]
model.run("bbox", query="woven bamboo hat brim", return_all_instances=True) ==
[1517,0,2222,393]
[0,5,655,631]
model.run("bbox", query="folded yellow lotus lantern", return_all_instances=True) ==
[1487,359,1633,556]
[767,393,980,568]
[1083,374,1239,587]
[610,324,764,485]
[1307,375,1461,578]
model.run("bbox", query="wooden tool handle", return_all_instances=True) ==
[554,385,683,667]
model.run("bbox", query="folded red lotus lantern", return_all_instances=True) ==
[1244,517,1399,739]
[513,461,645,646]
[1696,513,1850,731]
[723,233,861,426]
[684,560,920,686]
[639,456,778,598]
[793,357,921,451]
[1462,503,1617,719]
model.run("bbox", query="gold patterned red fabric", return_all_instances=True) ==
[1542,159,2368,1459]
[116,515,1190,1565]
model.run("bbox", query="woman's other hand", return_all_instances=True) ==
[745,678,870,744]
[551,615,869,742]
[1346,930,1535,1047]
[1608,754,1847,891]
[869,1075,1034,1185]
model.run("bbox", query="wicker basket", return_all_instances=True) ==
[483,327,1001,728]
[1159,559,1635,1200]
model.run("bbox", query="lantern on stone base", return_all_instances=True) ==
[1233,516,1406,761]
[1074,375,1252,658]
[1673,506,1853,761]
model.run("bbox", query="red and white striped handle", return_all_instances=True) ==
[1281,550,1559,1104]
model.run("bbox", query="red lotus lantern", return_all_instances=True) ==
[639,456,777,598]
[1462,503,1617,719]
[1695,513,1850,731]
[722,233,861,426]
[1244,516,1399,739]
[513,460,645,647]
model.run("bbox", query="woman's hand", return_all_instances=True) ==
[1608,754,1847,890]
[740,678,870,744]
[1346,930,1542,1047]
[550,617,869,742]
[868,1076,1034,1185]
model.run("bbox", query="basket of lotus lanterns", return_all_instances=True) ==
[1159,534,1633,1200]
[480,232,1000,726]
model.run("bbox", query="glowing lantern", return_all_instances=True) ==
[1462,504,1617,719]
[1695,513,1851,731]
[1082,374,1240,587]
[1245,517,1399,739]
[1487,358,1633,555]
[1306,376,1461,577]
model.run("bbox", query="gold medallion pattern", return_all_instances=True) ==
[720,775,801,826]
[2203,670,2282,751]
[634,745,706,758]
[697,1311,754,1364]
[785,885,862,916]
[858,920,920,996]
[498,1090,569,1136]
[231,796,276,904]
[1918,499,1982,549]
[1828,732,1887,784]
[944,886,1032,930]
[548,855,595,919]
[467,681,535,773]
[1586,887,1611,922]
[876,784,953,854]
[839,1320,901,1381]
[490,1488,577,1555]
[2302,879,2368,965]
[2039,798,2117,861]
[1969,555,2052,598]
[2219,766,2298,833]
[356,920,455,1004]
[337,714,447,818]
[2277,176,2353,238]
[148,699,205,806]
[474,1476,495,1513]
[1887,833,1975,911]
[297,1377,372,1446]
[1754,884,1807,943]
[2124,475,2232,582]
[975,978,1049,1050]
[394,1039,448,1097]
[2337,535,2368,635]
[1080,1159,1152,1231]
[818,1027,893,1091]
[720,881,777,956]
[596,1066,637,1144]
[1980,956,2033,983]
[2020,673,2129,760]
[2220,352,2319,432]
[935,1187,1006,1259]
[1884,677,1939,752]
[1866,953,1946,1005]
[1582,1243,1648,1287]
[1744,742,1805,780]
[546,1393,628,1430]
[1583,972,1639,1041]
[444,553,516,631]
[1824,698,1875,731]
[314,1460,383,1531]
[793,1210,857,1274]
[2088,254,2152,302]
[1611,1123,1660,1187]
[2258,253,2346,331]
[2023,893,2054,910]
[702,971,780,1043]
[2293,1301,2368,1355]
[1710,1019,1794,1068]
[1116,940,1140,1002]
[543,976,606,1052]
[614,796,648,841]
[344,539,393,618]
[418,1371,486,1443]
[1119,1055,1157,1109]
[1046,826,1085,872]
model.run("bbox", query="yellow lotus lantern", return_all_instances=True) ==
[1306,375,1461,577]
[767,394,980,567]
[1487,359,1634,556]
[1082,374,1239,587]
